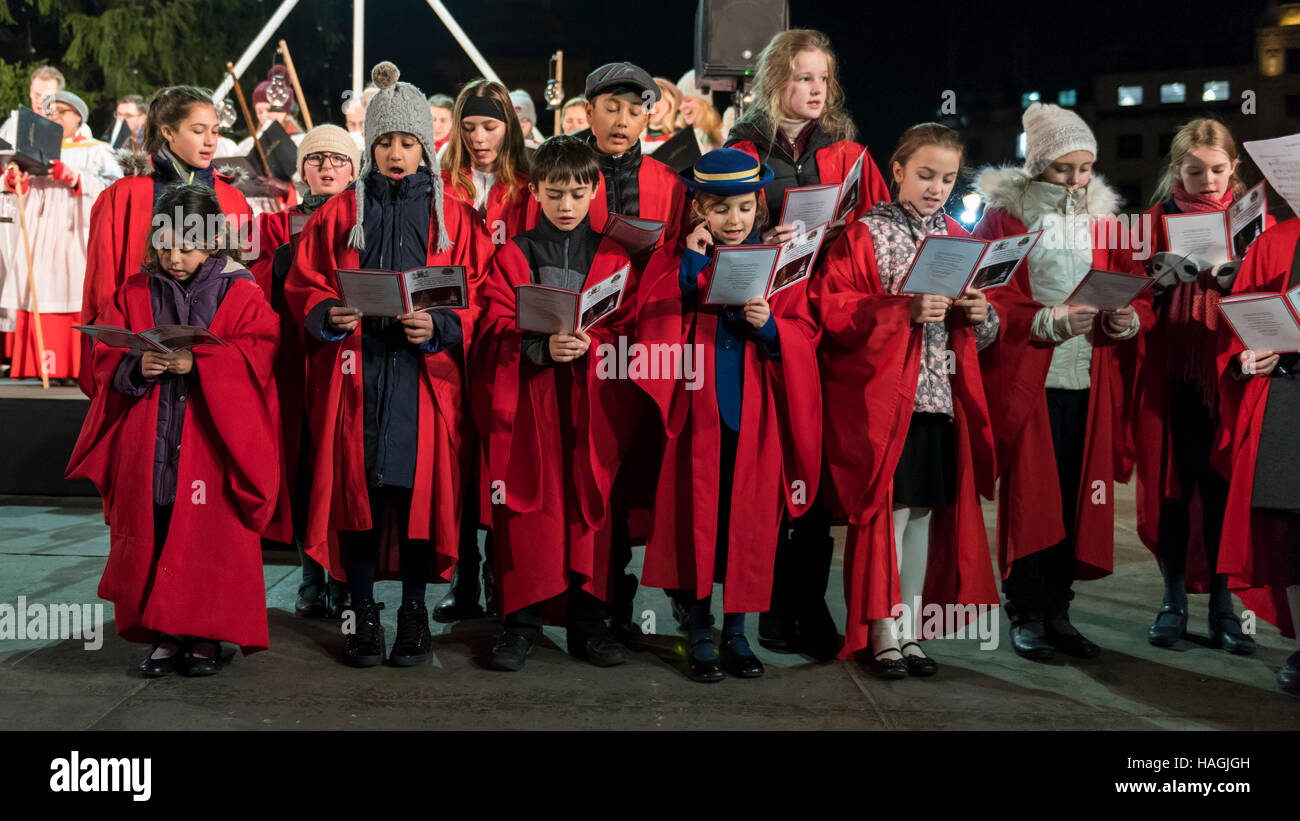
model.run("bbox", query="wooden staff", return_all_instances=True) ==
[552,50,564,136]
[226,62,271,177]
[8,162,49,389]
[278,39,314,131]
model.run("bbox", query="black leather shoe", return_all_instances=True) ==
[432,562,484,623]
[390,600,432,667]
[720,635,765,678]
[1010,619,1055,661]
[869,648,908,679]
[138,637,182,677]
[344,599,386,667]
[1147,603,1187,648]
[900,641,938,677]
[794,600,843,661]
[482,563,499,618]
[326,588,351,620]
[686,640,726,683]
[1045,615,1100,659]
[182,639,222,677]
[1279,652,1300,696]
[295,595,328,618]
[1209,612,1257,656]
[758,610,796,651]
[569,631,628,667]
[488,630,535,672]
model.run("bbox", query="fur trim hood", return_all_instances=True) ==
[975,165,1122,223]
[114,150,151,177]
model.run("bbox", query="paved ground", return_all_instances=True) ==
[1,483,1298,731]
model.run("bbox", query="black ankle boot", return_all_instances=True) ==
[391,600,432,667]
[344,599,386,667]
[433,561,484,623]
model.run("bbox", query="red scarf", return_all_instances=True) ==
[1166,179,1235,411]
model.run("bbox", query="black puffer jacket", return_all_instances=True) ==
[726,119,839,229]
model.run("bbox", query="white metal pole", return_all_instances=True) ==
[425,0,500,83]
[353,0,365,100]
[213,0,302,102]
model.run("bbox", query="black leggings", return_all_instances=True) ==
[1155,382,1229,580]
[339,486,433,602]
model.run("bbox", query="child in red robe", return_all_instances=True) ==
[814,124,1000,677]
[81,85,253,396]
[472,135,638,672]
[636,148,822,683]
[973,103,1151,661]
[286,61,491,669]
[1216,217,1300,696]
[67,182,281,676]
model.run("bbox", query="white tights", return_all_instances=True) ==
[870,506,932,655]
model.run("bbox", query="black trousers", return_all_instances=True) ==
[1002,388,1089,619]
[1155,382,1229,582]
[338,486,433,596]
[669,424,740,609]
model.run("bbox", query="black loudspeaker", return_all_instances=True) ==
[694,0,789,87]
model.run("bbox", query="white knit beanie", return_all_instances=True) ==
[349,60,450,253]
[1022,102,1097,179]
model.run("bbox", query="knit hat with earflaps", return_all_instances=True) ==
[348,60,450,253]
[1022,102,1097,179]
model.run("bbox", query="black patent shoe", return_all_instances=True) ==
[488,630,535,672]
[1209,612,1257,655]
[758,610,796,651]
[390,600,433,667]
[869,647,908,679]
[1279,651,1300,696]
[720,634,765,678]
[1045,615,1101,659]
[182,639,222,677]
[1147,603,1187,648]
[138,636,182,677]
[569,630,628,667]
[295,595,328,619]
[344,599,386,667]
[1009,619,1055,661]
[900,641,938,677]
[432,562,484,623]
[686,640,726,683]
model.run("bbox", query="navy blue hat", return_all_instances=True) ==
[679,148,774,196]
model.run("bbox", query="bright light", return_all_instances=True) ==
[1016,132,1026,159]
[960,192,981,224]
[1118,85,1143,106]
[1203,81,1229,102]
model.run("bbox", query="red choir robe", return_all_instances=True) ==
[1213,217,1300,638]
[1133,201,1276,592]
[442,168,540,246]
[249,209,292,298]
[728,138,892,224]
[470,235,640,615]
[65,264,282,652]
[633,243,822,613]
[285,190,491,583]
[812,217,1000,657]
[81,166,252,395]
[973,208,1153,579]
[586,154,688,255]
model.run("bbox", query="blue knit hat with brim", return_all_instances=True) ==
[679,148,774,196]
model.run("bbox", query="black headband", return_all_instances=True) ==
[461,95,508,122]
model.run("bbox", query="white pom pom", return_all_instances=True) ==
[371,61,399,89]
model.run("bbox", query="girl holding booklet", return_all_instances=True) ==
[1136,119,1266,653]
[470,136,639,672]
[973,102,1151,662]
[286,62,492,669]
[67,182,282,676]
[635,148,822,682]
[724,28,892,658]
[1216,218,1300,695]
[812,124,1000,676]
[81,85,253,396]
[440,79,538,240]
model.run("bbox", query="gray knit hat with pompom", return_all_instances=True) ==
[348,60,450,253]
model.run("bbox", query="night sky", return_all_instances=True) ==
[260,0,1271,163]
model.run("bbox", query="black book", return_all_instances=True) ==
[652,128,702,174]
[257,120,298,182]
[12,106,61,175]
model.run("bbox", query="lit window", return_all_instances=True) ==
[1118,86,1143,106]
[1160,83,1186,103]
[1021,91,1040,108]
[1016,132,1026,159]
[1058,89,1077,106]
[1203,81,1230,102]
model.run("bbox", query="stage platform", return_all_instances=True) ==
[0,380,96,496]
